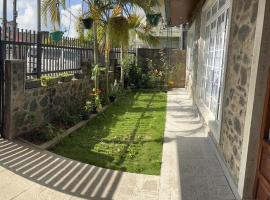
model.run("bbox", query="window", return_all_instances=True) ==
[207,10,211,21]
[199,1,230,120]
[219,0,226,8]
[212,3,218,16]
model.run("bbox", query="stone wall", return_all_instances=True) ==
[137,48,186,87]
[186,0,259,186]
[4,60,93,139]
[219,0,259,184]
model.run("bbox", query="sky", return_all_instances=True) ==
[0,0,146,38]
[0,0,83,37]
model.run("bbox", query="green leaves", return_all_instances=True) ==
[108,16,129,48]
[41,0,66,29]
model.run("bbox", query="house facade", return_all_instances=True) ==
[165,0,270,199]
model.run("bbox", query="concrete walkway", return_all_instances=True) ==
[159,89,235,200]
[0,88,235,200]
[0,137,159,200]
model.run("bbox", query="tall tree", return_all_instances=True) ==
[41,0,66,30]
[41,0,160,99]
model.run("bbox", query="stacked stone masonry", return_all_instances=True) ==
[4,60,93,139]
[220,0,259,184]
[186,0,259,185]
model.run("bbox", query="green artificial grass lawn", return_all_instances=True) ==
[51,91,167,175]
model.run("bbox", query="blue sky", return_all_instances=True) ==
[0,0,83,37]
[0,0,145,37]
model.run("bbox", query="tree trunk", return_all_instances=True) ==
[93,22,99,65]
[104,30,110,103]
[120,44,125,89]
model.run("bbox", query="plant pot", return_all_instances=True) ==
[92,106,98,114]
[82,17,93,29]
[146,13,162,26]
[25,79,41,89]
[50,31,64,43]
[82,112,91,120]
[109,95,116,103]
[60,75,73,82]
[74,73,84,79]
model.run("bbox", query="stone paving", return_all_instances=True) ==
[159,89,236,200]
[0,88,236,200]
[0,137,159,200]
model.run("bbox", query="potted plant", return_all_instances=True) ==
[82,101,92,120]
[94,95,102,112]
[41,76,60,87]
[59,73,73,82]
[168,80,174,89]
[25,79,42,89]
[74,72,84,79]
[146,13,162,26]
[109,80,119,103]
[81,17,93,29]
[89,88,102,113]
[50,31,64,43]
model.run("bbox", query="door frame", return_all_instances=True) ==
[0,34,5,137]
[255,69,270,198]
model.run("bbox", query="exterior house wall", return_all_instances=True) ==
[219,0,259,184]
[186,10,202,101]
[186,0,261,198]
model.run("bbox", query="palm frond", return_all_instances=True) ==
[137,31,160,46]
[128,14,142,29]
[108,16,129,47]
[119,0,159,13]
[41,0,64,28]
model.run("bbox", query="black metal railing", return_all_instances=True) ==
[110,48,136,65]
[0,26,93,79]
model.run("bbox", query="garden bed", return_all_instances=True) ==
[50,91,167,175]
[19,102,114,150]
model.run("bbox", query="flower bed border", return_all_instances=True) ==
[17,102,115,150]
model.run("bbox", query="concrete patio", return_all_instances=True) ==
[0,89,235,200]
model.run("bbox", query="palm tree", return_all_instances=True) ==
[83,1,160,89]
[41,0,160,100]
[41,0,66,30]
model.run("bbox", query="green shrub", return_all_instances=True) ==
[41,76,60,86]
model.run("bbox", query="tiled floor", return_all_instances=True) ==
[0,139,159,200]
[0,88,235,200]
[159,89,236,200]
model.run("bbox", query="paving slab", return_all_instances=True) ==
[0,88,235,200]
[0,136,159,200]
[159,89,236,200]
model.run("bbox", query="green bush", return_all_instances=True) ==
[41,76,60,86]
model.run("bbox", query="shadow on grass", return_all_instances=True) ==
[0,137,123,200]
[115,93,156,166]
[52,91,166,175]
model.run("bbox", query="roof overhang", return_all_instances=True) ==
[165,0,202,26]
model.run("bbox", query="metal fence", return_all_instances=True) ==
[110,48,136,65]
[0,26,93,79]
